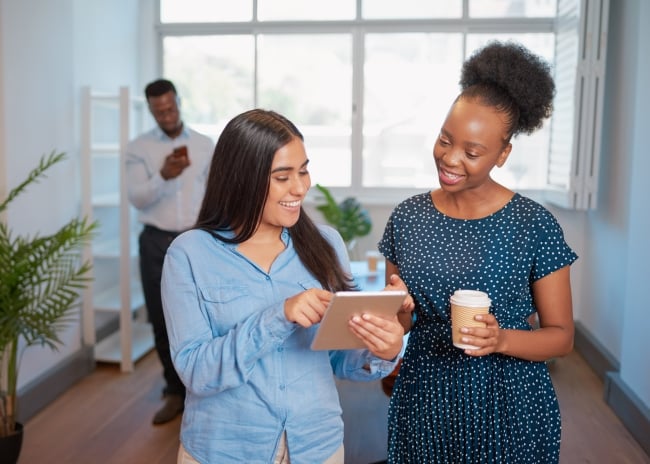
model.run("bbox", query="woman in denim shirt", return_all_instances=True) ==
[161,109,412,464]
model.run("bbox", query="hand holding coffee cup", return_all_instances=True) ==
[450,290,491,350]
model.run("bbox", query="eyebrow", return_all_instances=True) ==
[440,129,488,151]
[465,141,488,150]
[271,159,310,174]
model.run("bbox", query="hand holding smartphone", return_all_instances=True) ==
[161,145,190,180]
[173,145,189,160]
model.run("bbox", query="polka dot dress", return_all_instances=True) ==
[379,192,578,464]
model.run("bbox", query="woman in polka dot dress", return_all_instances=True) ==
[379,41,578,463]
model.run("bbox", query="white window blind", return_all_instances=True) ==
[546,0,609,210]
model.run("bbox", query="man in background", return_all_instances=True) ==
[125,79,214,425]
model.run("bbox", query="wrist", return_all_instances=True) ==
[495,328,508,354]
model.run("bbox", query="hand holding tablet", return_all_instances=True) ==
[311,290,407,350]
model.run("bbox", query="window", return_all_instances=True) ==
[157,0,608,210]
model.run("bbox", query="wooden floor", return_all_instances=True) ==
[20,349,650,464]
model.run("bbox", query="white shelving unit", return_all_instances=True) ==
[80,86,154,372]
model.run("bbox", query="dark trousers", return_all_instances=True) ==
[139,225,185,398]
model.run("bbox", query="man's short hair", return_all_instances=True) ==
[145,79,177,99]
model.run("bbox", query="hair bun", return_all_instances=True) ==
[460,41,555,135]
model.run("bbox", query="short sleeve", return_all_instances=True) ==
[378,211,399,265]
[530,210,578,281]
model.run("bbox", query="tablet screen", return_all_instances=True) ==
[310,290,406,350]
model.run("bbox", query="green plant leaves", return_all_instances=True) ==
[314,184,372,243]
[0,151,97,437]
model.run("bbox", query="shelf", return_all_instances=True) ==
[81,86,151,372]
[91,192,120,207]
[90,143,120,154]
[92,237,139,258]
[94,321,155,366]
[93,281,145,312]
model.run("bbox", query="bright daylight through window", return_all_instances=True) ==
[158,0,606,210]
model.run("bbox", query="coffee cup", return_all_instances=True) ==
[365,250,382,273]
[450,289,491,350]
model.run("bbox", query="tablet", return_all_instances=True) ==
[311,290,407,350]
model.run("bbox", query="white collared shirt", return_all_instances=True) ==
[125,125,214,232]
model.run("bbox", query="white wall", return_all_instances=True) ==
[0,0,141,389]
[617,0,650,407]
[570,0,650,408]
[575,0,635,364]
[73,1,141,93]
[1,0,81,388]
[0,0,6,206]
[2,0,77,233]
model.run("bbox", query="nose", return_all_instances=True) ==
[160,110,177,123]
[439,146,462,166]
[291,175,310,196]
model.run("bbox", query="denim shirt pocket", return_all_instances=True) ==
[298,279,321,291]
[198,283,249,333]
[199,284,248,304]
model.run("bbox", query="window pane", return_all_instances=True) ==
[160,0,252,22]
[158,0,564,194]
[364,34,463,188]
[258,0,355,21]
[363,0,461,19]
[469,0,557,17]
[467,33,554,189]
[258,34,352,186]
[163,36,255,140]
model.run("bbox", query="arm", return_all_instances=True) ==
[460,265,575,361]
[124,147,166,210]
[124,146,189,210]
[329,346,401,381]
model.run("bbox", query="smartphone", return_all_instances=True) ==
[173,145,188,160]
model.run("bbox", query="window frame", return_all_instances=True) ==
[152,0,607,210]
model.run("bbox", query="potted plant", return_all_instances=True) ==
[314,184,372,259]
[0,151,96,464]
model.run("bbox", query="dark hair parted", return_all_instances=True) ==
[195,109,355,292]
[459,41,555,141]
[144,79,177,99]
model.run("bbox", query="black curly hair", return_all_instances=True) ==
[459,41,555,142]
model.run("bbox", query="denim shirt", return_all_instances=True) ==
[161,224,398,464]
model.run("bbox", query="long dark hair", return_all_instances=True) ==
[195,109,354,292]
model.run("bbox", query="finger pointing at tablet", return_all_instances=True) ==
[284,288,332,328]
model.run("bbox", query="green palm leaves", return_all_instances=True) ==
[0,151,97,437]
